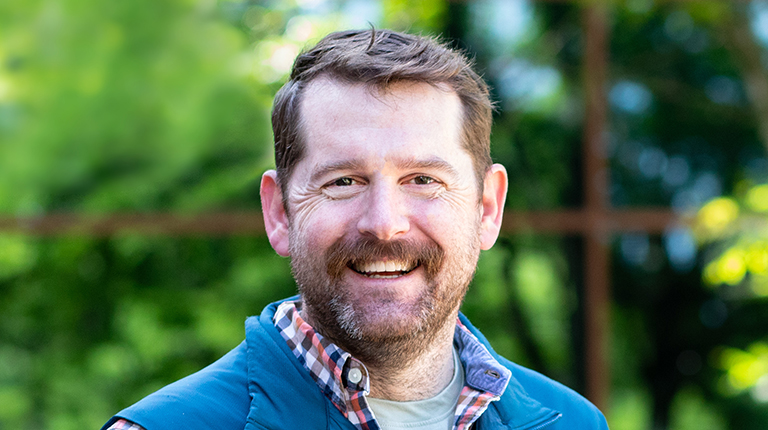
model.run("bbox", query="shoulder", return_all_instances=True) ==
[101,297,321,430]
[105,341,252,430]
[496,356,608,428]
[458,314,608,429]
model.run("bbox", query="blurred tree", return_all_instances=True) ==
[0,0,289,427]
[0,0,275,216]
[607,1,768,429]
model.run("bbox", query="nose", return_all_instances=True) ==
[356,181,409,241]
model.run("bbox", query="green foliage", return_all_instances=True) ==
[0,235,296,429]
[0,0,271,215]
[0,0,297,427]
[669,387,727,430]
[696,186,768,294]
[606,1,768,427]
[693,183,768,408]
[381,0,447,32]
[465,235,575,387]
[609,387,652,430]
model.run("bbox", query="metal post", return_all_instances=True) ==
[582,2,611,411]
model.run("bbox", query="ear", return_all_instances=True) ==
[479,164,508,250]
[260,170,291,257]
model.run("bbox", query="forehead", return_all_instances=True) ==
[301,77,460,127]
[297,78,466,170]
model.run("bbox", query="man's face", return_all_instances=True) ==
[268,78,499,358]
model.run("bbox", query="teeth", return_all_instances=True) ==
[354,260,415,274]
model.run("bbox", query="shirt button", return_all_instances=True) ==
[348,368,363,384]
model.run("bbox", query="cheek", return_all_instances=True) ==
[290,201,353,249]
[421,191,481,221]
[414,198,481,240]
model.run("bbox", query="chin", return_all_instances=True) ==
[331,293,431,340]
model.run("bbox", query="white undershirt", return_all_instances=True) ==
[366,348,464,430]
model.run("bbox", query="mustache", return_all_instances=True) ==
[325,237,444,280]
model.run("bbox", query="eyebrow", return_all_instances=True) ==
[309,156,461,184]
[309,159,367,184]
[394,156,461,180]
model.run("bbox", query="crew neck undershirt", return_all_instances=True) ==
[366,348,464,430]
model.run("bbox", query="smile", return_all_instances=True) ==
[349,260,418,279]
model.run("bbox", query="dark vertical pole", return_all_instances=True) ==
[582,3,610,412]
[444,0,469,52]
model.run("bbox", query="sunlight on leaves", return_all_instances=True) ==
[696,184,768,291]
[704,248,747,286]
[696,197,739,238]
[745,184,768,213]
[717,343,768,394]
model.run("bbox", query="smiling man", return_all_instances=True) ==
[102,29,609,430]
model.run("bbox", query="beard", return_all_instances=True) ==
[289,231,481,368]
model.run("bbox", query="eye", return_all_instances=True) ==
[332,177,357,186]
[411,175,436,185]
[322,176,364,199]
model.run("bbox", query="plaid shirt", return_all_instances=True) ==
[274,300,511,430]
[108,300,511,430]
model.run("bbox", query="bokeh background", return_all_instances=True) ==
[2,0,768,428]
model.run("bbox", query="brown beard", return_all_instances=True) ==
[291,235,478,368]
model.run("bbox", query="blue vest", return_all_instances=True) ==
[102,297,608,430]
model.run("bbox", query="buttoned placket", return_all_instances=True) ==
[342,358,369,392]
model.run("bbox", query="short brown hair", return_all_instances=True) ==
[271,29,493,197]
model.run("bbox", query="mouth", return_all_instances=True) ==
[349,260,419,279]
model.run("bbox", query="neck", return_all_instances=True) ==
[365,319,456,401]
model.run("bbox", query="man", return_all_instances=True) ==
[102,29,609,430]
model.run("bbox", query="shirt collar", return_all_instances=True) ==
[273,299,370,411]
[273,299,511,430]
[454,320,512,396]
